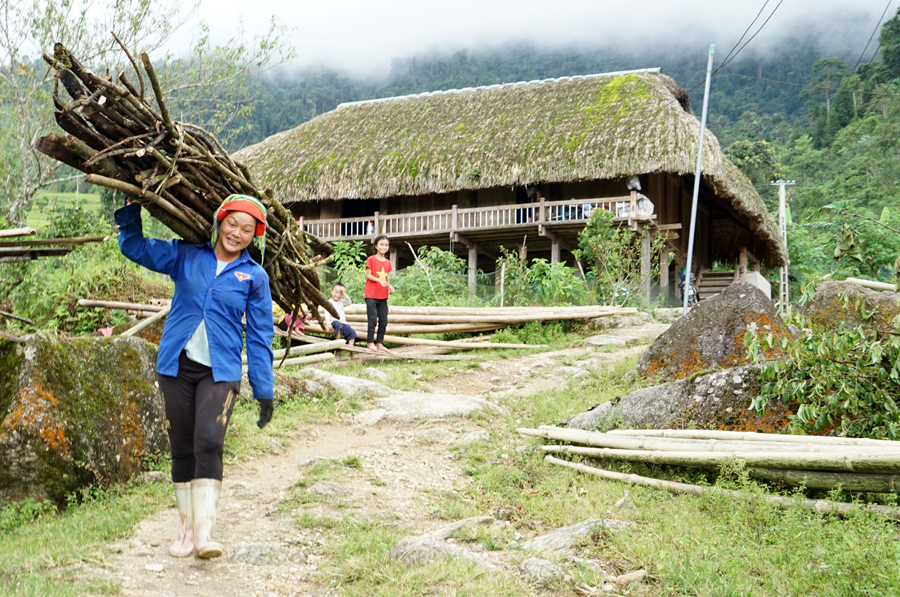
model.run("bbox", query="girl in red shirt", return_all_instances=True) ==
[365,235,394,352]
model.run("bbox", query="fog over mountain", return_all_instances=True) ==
[162,0,891,77]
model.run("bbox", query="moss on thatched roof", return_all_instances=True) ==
[235,70,785,264]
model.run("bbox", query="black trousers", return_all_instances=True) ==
[157,351,240,483]
[365,297,388,344]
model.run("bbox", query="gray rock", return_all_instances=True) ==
[415,427,453,443]
[584,323,670,348]
[429,516,494,540]
[563,364,781,432]
[518,557,571,585]
[369,392,503,423]
[453,429,491,445]
[524,518,628,553]
[798,280,900,336]
[361,367,390,382]
[652,307,683,324]
[299,368,392,398]
[308,481,351,498]
[134,471,169,485]
[633,282,792,382]
[563,555,609,578]
[355,408,388,426]
[390,535,498,572]
[300,379,327,395]
[229,544,307,565]
[0,335,168,506]
[587,311,652,330]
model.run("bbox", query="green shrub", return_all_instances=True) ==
[575,209,663,308]
[0,498,56,532]
[748,292,900,439]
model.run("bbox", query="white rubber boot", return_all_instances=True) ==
[168,482,193,557]
[191,478,224,559]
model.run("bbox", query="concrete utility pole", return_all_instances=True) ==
[771,180,795,307]
[683,43,715,316]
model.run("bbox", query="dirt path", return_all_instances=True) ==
[86,324,664,597]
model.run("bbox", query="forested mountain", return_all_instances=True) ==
[226,37,843,152]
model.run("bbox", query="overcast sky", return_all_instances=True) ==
[161,0,894,77]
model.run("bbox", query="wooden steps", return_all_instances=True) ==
[696,270,737,301]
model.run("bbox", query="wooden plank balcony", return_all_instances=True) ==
[297,193,655,243]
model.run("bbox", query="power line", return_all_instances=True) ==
[850,0,893,74]
[718,1,771,67]
[716,0,785,72]
[717,71,900,100]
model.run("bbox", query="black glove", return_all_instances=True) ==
[257,399,274,429]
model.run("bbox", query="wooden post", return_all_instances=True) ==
[551,237,560,264]
[389,247,398,272]
[738,247,748,281]
[451,204,458,234]
[641,224,651,303]
[373,211,380,238]
[538,197,546,223]
[660,247,669,292]
[468,243,478,295]
[629,191,637,228]
[499,263,506,307]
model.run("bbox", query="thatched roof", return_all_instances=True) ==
[236,69,786,264]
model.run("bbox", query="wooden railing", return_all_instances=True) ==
[298,194,647,241]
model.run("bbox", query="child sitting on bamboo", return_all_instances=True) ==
[323,282,357,346]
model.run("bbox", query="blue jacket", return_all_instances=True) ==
[115,204,274,400]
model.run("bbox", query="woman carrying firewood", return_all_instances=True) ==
[115,194,275,560]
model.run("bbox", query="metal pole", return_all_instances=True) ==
[683,44,715,315]
[770,180,795,307]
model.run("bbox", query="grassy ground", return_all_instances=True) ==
[1,333,899,596]
[25,192,102,230]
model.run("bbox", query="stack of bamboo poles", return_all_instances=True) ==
[35,41,336,324]
[303,304,637,338]
[0,232,108,264]
[518,427,900,493]
[242,339,347,370]
[518,427,900,520]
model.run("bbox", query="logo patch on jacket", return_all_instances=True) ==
[234,272,251,282]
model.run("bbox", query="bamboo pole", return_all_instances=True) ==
[339,310,619,324]
[341,305,634,316]
[356,335,541,349]
[845,277,896,292]
[605,429,900,447]
[539,444,900,473]
[120,306,170,337]
[749,467,900,493]
[242,351,334,372]
[303,322,504,337]
[0,235,109,247]
[0,227,36,238]
[0,310,36,326]
[544,456,900,520]
[243,338,346,363]
[275,352,334,369]
[518,427,900,455]
[78,299,166,312]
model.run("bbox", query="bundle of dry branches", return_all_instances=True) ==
[35,40,336,323]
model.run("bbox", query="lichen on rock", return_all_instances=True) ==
[0,334,168,506]
[632,281,793,382]
[797,280,900,337]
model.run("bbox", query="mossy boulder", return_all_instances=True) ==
[633,281,793,382]
[564,364,793,433]
[0,334,168,506]
[797,281,900,337]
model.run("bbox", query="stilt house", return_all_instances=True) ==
[235,68,786,302]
